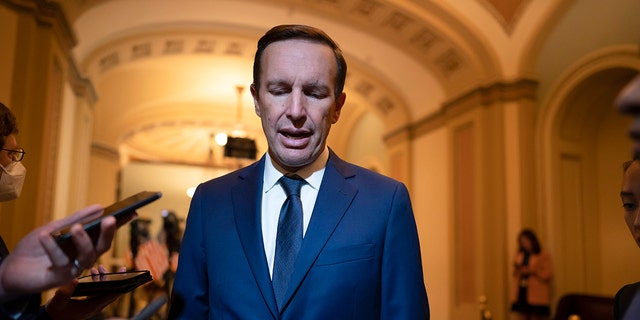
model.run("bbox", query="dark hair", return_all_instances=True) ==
[163,210,182,254]
[518,228,542,254]
[0,102,18,148]
[252,24,347,101]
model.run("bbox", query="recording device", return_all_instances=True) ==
[53,191,162,259]
[72,270,152,297]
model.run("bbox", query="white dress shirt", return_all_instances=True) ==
[261,148,328,278]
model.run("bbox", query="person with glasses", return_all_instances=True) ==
[0,102,132,319]
[0,123,26,202]
[2,148,25,161]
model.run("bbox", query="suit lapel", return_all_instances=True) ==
[280,152,358,311]
[232,158,279,318]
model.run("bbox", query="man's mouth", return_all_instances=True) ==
[279,130,312,147]
[282,132,307,138]
[280,129,311,139]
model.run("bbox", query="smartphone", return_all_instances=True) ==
[54,191,162,259]
[73,270,152,297]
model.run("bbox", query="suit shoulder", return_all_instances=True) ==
[329,151,406,192]
[197,160,260,191]
[342,161,404,187]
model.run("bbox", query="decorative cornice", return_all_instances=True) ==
[442,78,538,111]
[384,78,538,142]
[2,0,76,47]
[91,142,119,160]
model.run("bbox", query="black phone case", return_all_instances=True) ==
[54,191,162,259]
[73,270,153,297]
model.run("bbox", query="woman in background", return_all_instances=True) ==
[510,229,554,320]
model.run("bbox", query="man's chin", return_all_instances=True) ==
[271,150,313,171]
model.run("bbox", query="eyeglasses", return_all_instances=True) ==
[1,148,25,162]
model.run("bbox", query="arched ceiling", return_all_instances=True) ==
[55,0,534,167]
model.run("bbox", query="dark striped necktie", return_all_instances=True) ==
[272,174,305,311]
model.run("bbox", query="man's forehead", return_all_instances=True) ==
[258,40,337,90]
[262,40,334,65]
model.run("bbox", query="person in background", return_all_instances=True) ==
[0,102,132,319]
[615,159,640,319]
[169,24,429,319]
[616,74,640,158]
[159,210,181,295]
[510,229,553,320]
[614,62,640,320]
[160,210,181,267]
[127,217,171,319]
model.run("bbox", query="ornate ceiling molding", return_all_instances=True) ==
[83,30,255,75]
[478,0,532,34]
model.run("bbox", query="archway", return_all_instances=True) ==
[538,46,640,299]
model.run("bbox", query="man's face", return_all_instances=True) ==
[621,160,640,248]
[251,39,345,172]
[0,134,17,168]
[615,74,640,157]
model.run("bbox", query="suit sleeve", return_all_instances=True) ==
[168,187,209,319]
[380,183,430,319]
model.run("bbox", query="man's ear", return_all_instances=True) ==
[332,92,346,124]
[250,83,261,117]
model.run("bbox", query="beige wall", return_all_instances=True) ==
[0,5,16,104]
[412,127,451,320]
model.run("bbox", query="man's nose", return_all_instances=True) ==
[286,91,306,119]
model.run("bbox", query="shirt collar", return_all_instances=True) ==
[263,147,328,192]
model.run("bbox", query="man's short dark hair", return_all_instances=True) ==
[252,24,347,101]
[0,102,18,148]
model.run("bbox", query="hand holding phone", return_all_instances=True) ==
[72,270,153,297]
[53,191,162,259]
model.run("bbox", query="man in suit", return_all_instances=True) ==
[169,24,429,319]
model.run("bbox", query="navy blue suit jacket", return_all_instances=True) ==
[169,151,429,319]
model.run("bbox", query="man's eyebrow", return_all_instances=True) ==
[621,191,635,197]
[266,80,289,87]
[303,82,330,91]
